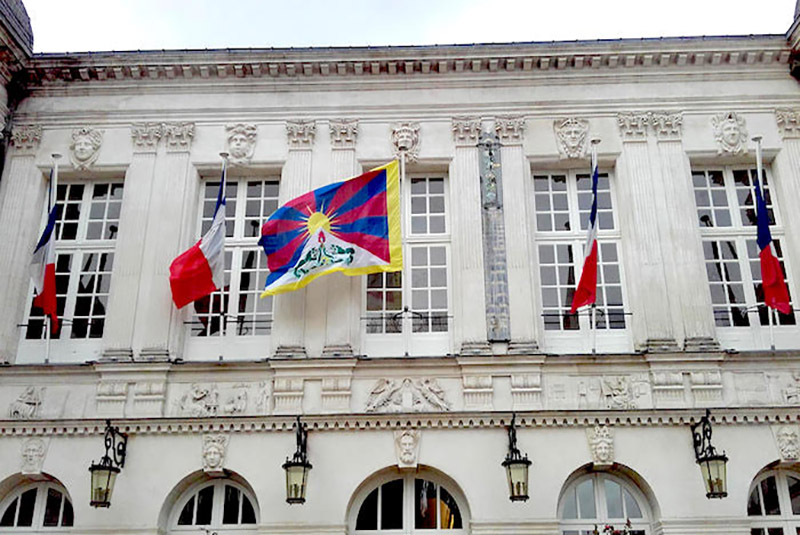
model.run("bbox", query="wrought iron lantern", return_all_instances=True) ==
[501,413,531,502]
[691,409,728,499]
[88,420,128,508]
[283,416,312,504]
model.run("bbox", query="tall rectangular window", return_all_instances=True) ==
[364,175,450,356]
[189,178,279,346]
[25,182,123,340]
[532,170,628,352]
[692,166,796,348]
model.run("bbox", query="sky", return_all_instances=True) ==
[24,0,798,54]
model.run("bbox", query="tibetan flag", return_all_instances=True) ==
[169,164,227,309]
[570,159,599,313]
[259,160,401,296]
[754,173,791,314]
[30,198,59,334]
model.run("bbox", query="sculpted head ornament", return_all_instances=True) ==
[202,434,229,473]
[776,426,799,461]
[21,438,46,474]
[70,127,103,169]
[394,429,421,468]
[226,124,257,164]
[712,112,748,155]
[588,425,614,465]
[554,118,589,159]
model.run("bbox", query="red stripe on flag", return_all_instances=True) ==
[760,247,791,315]
[571,241,598,313]
[33,263,58,334]
[169,241,218,309]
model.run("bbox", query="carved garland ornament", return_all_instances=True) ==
[365,377,450,413]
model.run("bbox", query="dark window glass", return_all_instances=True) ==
[17,488,37,527]
[440,487,462,529]
[747,485,763,516]
[356,488,378,530]
[195,486,214,525]
[61,497,73,527]
[222,485,240,525]
[381,480,403,530]
[415,479,437,529]
[43,488,62,526]
[761,476,781,516]
[177,496,195,525]
[241,495,256,524]
[0,497,17,526]
[788,475,800,515]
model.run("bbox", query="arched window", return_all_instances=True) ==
[170,479,257,532]
[748,469,800,534]
[0,481,74,531]
[352,473,466,534]
[559,473,651,535]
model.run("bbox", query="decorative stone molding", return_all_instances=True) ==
[365,378,451,413]
[511,374,542,409]
[495,116,525,145]
[10,124,42,152]
[273,378,304,414]
[783,372,800,404]
[256,381,271,414]
[775,109,800,139]
[601,376,645,409]
[649,112,683,141]
[202,433,229,476]
[286,120,316,149]
[452,117,481,147]
[222,384,248,415]
[394,428,421,469]
[69,127,102,169]
[651,371,685,405]
[463,375,493,409]
[9,386,43,420]
[226,123,257,164]
[96,381,128,416]
[712,112,748,155]
[163,122,195,152]
[617,112,649,142]
[321,377,352,411]
[176,383,219,417]
[131,122,163,152]
[132,381,166,416]
[329,119,358,149]
[391,122,420,162]
[690,370,723,404]
[554,117,589,159]
[21,437,47,476]
[773,425,800,462]
[587,425,614,466]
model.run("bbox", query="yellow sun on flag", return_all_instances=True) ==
[306,211,331,236]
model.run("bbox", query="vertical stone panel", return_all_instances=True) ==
[771,113,800,305]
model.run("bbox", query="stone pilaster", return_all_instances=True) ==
[272,121,316,358]
[132,122,196,360]
[496,117,538,354]
[615,113,678,352]
[0,126,45,362]
[650,113,718,350]
[102,124,163,360]
[451,118,490,355]
[771,109,800,307]
[323,119,359,357]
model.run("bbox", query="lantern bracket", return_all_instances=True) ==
[691,409,720,462]
[290,415,309,465]
[96,419,127,470]
[504,413,527,464]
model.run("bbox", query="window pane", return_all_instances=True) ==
[222,485,241,524]
[61,498,73,527]
[241,495,256,524]
[561,488,578,519]
[577,479,596,519]
[381,480,403,530]
[43,487,63,526]
[788,475,800,515]
[623,488,642,519]
[748,485,763,516]
[440,487,462,529]
[761,476,781,515]
[415,479,437,529]
[605,479,623,519]
[0,498,17,526]
[17,488,36,527]
[195,486,214,525]
[356,488,378,530]
[177,496,195,525]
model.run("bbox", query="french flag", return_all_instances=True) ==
[169,162,227,309]
[570,157,599,314]
[754,173,791,315]
[30,199,59,334]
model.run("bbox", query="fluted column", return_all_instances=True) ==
[323,120,359,357]
[450,118,490,354]
[650,113,718,350]
[0,126,45,363]
[272,121,316,358]
[496,117,538,353]
[102,123,162,359]
[771,109,800,304]
[615,113,677,351]
[132,122,196,360]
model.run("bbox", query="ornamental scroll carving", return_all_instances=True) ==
[226,123,257,164]
[286,120,316,149]
[712,112,748,155]
[70,127,103,169]
[330,119,358,149]
[554,118,589,158]
[365,378,450,413]
[10,125,42,152]
[391,122,420,161]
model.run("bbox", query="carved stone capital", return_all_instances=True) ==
[649,112,683,141]
[554,117,589,159]
[712,112,748,155]
[617,112,649,142]
[286,120,316,149]
[776,109,800,139]
[391,122,420,162]
[163,122,195,152]
[131,123,163,152]
[495,116,525,145]
[329,119,358,149]
[452,117,481,147]
[10,124,42,153]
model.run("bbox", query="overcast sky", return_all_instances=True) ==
[25,0,798,54]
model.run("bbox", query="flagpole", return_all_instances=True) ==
[45,153,62,364]
[218,152,228,360]
[399,150,411,357]
[590,138,600,355]
[753,135,776,351]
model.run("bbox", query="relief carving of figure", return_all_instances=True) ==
[365,378,451,413]
[202,434,229,473]
[70,127,103,169]
[783,372,800,405]
[602,376,636,410]
[712,112,748,155]
[226,123,257,165]
[9,386,43,420]
[776,426,800,461]
[179,384,219,417]
[588,425,614,465]
[21,438,47,474]
[554,118,589,159]
[223,385,248,414]
[394,429,421,468]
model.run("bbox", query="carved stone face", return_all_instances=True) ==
[394,128,415,151]
[560,122,586,152]
[73,136,94,162]
[229,133,250,159]
[777,427,799,459]
[399,432,416,464]
[595,440,613,463]
[204,445,223,469]
[721,119,741,147]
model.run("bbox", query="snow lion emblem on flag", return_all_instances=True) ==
[259,161,402,296]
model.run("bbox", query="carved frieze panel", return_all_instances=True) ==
[322,377,351,412]
[511,374,542,409]
[132,381,166,417]
[783,372,800,405]
[175,383,219,417]
[9,386,43,420]
[391,122,420,161]
[256,381,271,415]
[495,116,525,145]
[365,378,451,413]
[651,371,685,406]
[690,370,723,404]
[96,381,128,417]
[712,112,748,155]
[330,119,358,149]
[776,109,800,139]
[70,127,102,169]
[587,425,614,466]
[163,122,195,152]
[222,384,248,415]
[274,378,303,414]
[554,117,589,159]
[773,425,800,462]
[452,117,481,147]
[463,375,493,410]
[202,433,229,476]
[226,123,257,164]
[10,124,42,153]
[286,120,316,149]
[601,375,649,409]
[734,373,769,405]
[21,437,48,476]
[395,429,421,469]
[131,122,162,152]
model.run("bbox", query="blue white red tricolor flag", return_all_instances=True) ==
[570,156,599,314]
[259,160,402,296]
[754,172,791,314]
[30,169,59,334]
[170,162,227,309]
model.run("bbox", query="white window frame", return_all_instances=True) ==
[530,169,631,354]
[747,470,800,534]
[169,478,258,533]
[362,174,452,357]
[185,175,279,361]
[18,180,123,364]
[0,481,74,532]
[692,165,798,350]
[558,472,651,535]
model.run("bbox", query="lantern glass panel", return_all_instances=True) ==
[504,460,530,501]
[284,462,310,504]
[90,465,118,507]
